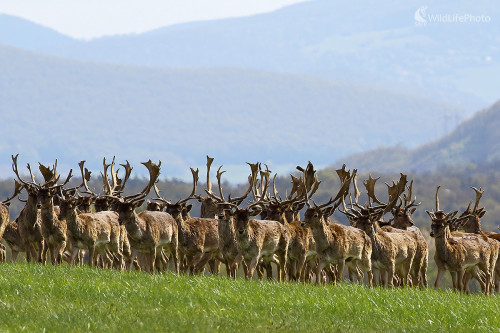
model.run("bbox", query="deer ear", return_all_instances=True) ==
[134,200,145,208]
[185,204,193,213]
[295,202,305,211]
[479,210,486,218]
[409,208,416,215]
[249,207,262,216]
[3,202,10,207]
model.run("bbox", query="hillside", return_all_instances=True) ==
[336,101,500,173]
[0,44,466,180]
[2,1,498,108]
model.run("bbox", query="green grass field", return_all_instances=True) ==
[0,263,498,332]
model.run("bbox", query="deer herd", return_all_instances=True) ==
[0,154,499,295]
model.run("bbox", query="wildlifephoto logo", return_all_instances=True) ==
[414,5,491,27]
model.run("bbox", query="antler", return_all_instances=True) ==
[115,160,133,194]
[177,167,199,204]
[11,154,37,189]
[123,160,161,202]
[471,187,484,213]
[435,186,441,212]
[1,180,24,204]
[206,155,214,194]
[78,160,96,197]
[363,175,383,205]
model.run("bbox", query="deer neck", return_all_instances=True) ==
[64,207,81,234]
[121,210,146,237]
[309,217,331,251]
[0,204,9,237]
[463,216,483,234]
[40,198,57,227]
[434,226,454,259]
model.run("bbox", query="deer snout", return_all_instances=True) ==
[238,229,244,234]
[430,231,435,237]
[301,222,305,227]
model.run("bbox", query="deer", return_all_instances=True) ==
[0,181,23,262]
[428,186,493,294]
[1,220,24,262]
[214,163,290,281]
[341,174,417,287]
[300,165,373,286]
[153,165,246,275]
[263,163,321,282]
[201,161,259,278]
[382,180,429,288]
[449,187,499,293]
[35,159,78,265]
[80,158,138,270]
[112,160,179,274]
[11,154,46,263]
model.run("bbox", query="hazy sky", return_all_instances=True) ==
[0,0,307,39]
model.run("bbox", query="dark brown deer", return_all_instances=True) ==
[11,154,45,263]
[34,159,76,265]
[113,160,179,273]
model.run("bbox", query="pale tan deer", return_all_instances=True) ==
[216,165,290,281]
[113,160,179,274]
[341,174,417,287]
[384,181,429,288]
[201,161,259,278]
[450,187,499,293]
[263,163,322,282]
[1,220,24,261]
[428,186,493,294]
[153,167,231,275]
[301,166,373,286]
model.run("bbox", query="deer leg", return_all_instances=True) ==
[315,261,325,285]
[10,250,18,262]
[450,271,458,291]
[24,242,32,262]
[246,256,259,279]
[189,251,205,275]
[434,268,445,290]
[41,243,49,265]
[420,256,429,288]
[387,262,396,288]
[195,253,212,274]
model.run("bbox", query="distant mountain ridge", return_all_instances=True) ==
[0,44,465,180]
[1,0,499,109]
[335,101,500,173]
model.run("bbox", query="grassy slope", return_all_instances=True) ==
[0,264,498,332]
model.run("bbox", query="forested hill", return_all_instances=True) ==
[336,101,500,173]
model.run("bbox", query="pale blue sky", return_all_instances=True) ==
[0,0,307,39]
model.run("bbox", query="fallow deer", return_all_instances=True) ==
[12,154,45,262]
[383,181,429,288]
[113,160,179,273]
[450,187,499,293]
[1,220,24,261]
[215,164,290,281]
[301,166,373,285]
[428,186,493,294]
[341,174,417,287]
